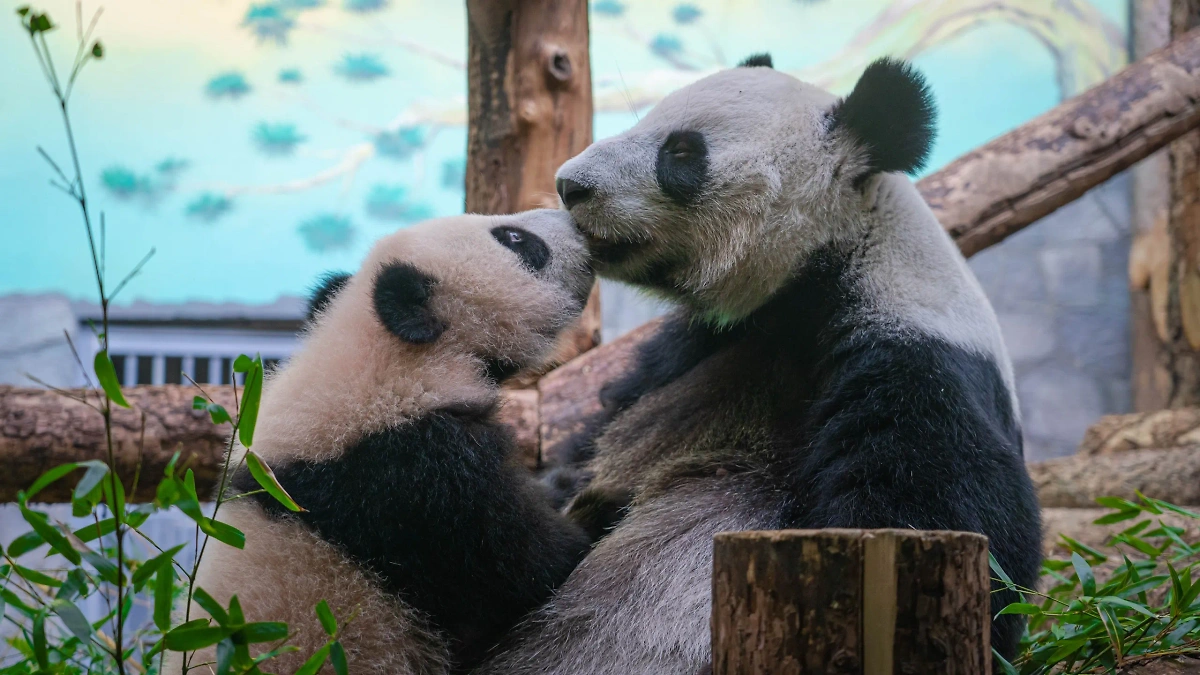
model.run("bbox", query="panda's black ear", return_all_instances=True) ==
[737,53,773,68]
[829,57,936,179]
[306,272,351,323]
[372,262,445,344]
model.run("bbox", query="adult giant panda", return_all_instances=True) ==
[479,56,1041,673]
[181,210,594,674]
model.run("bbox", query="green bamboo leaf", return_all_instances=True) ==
[294,644,331,675]
[56,568,88,603]
[184,469,198,501]
[1097,605,1124,661]
[1121,575,1168,598]
[1165,618,1199,647]
[7,530,45,558]
[23,463,79,502]
[19,503,81,565]
[52,599,92,642]
[73,517,116,543]
[1060,535,1108,562]
[216,637,236,675]
[83,550,120,585]
[31,612,48,669]
[238,356,263,448]
[996,603,1041,616]
[228,594,245,627]
[1095,496,1140,511]
[315,599,336,636]
[1096,596,1156,618]
[154,565,175,631]
[200,518,246,550]
[131,544,185,590]
[193,587,230,626]
[1047,635,1090,664]
[1094,510,1140,525]
[239,622,288,644]
[101,473,126,526]
[193,396,232,425]
[989,552,1014,587]
[1169,563,1187,614]
[233,355,254,372]
[93,350,130,407]
[14,564,63,587]
[330,641,348,675]
[246,450,304,512]
[1071,552,1095,596]
[0,587,35,617]
[251,644,300,665]
[16,6,31,16]
[164,625,230,651]
[73,460,109,502]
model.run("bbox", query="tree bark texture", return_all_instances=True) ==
[1131,0,1200,410]
[0,385,540,502]
[711,529,990,675]
[1030,446,1200,507]
[465,0,600,363]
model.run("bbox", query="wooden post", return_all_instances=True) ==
[465,0,601,365]
[1132,0,1200,410]
[711,529,991,675]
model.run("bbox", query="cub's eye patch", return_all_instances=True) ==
[491,226,551,272]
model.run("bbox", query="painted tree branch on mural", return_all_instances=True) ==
[96,0,1126,254]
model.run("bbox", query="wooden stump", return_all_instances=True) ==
[711,529,990,675]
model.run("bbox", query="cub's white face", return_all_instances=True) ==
[254,209,593,461]
[556,58,934,324]
[356,209,595,370]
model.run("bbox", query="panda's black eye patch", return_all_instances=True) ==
[491,226,551,272]
[657,130,709,206]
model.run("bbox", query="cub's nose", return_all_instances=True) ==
[556,177,593,210]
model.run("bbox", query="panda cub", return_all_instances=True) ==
[185,210,593,674]
[479,56,1041,673]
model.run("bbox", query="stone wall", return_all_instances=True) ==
[970,173,1133,461]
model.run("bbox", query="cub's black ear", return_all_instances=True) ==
[306,272,351,323]
[737,52,773,68]
[372,262,445,344]
[829,57,936,179]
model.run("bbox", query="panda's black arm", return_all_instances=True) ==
[229,409,590,669]
[780,334,1041,661]
[549,309,738,471]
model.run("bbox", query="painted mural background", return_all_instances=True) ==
[0,0,1135,460]
[1,0,1127,306]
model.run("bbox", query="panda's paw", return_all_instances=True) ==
[566,487,634,544]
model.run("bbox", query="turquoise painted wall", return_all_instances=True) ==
[0,0,1128,307]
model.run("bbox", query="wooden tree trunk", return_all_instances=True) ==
[711,529,990,675]
[1132,0,1200,410]
[465,0,600,365]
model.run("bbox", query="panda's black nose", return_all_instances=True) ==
[556,177,593,210]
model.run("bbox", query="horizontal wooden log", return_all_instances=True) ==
[539,29,1200,458]
[1079,408,1200,454]
[1030,446,1200,508]
[0,385,540,502]
[929,26,1200,256]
